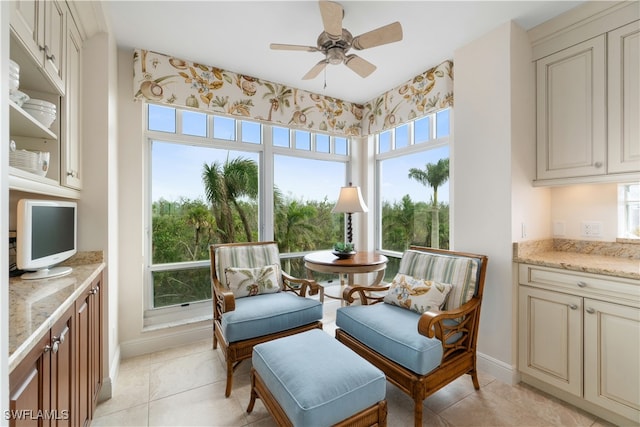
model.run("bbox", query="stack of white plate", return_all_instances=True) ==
[10,149,50,177]
[23,99,57,129]
[9,59,19,93]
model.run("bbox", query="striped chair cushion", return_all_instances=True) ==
[397,250,481,311]
[214,243,283,291]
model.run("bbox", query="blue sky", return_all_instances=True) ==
[149,105,449,205]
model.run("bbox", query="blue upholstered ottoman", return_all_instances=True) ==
[247,329,387,427]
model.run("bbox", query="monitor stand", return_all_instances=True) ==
[21,266,73,280]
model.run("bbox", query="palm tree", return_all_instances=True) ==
[202,156,258,243]
[408,158,449,248]
[275,198,318,272]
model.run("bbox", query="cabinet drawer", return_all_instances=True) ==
[519,264,640,307]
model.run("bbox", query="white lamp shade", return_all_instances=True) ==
[332,185,368,214]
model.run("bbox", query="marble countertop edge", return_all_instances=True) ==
[8,262,106,372]
[513,239,640,280]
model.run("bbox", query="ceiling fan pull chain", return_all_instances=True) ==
[323,67,327,89]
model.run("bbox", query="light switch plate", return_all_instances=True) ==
[581,221,603,237]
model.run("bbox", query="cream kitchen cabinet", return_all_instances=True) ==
[532,0,639,186]
[518,264,640,425]
[607,21,640,174]
[10,0,66,95]
[61,14,82,190]
[535,35,607,182]
[9,1,82,197]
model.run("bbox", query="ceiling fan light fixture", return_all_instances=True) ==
[326,47,345,65]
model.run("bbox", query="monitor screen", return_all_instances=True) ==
[32,205,76,259]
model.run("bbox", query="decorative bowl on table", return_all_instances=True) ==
[332,243,356,259]
[332,250,356,259]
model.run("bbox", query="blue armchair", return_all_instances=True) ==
[210,241,323,397]
[336,246,488,426]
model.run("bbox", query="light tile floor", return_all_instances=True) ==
[93,300,615,427]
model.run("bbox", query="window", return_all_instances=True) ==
[619,183,640,239]
[273,155,347,278]
[376,108,451,279]
[150,141,259,308]
[145,104,350,324]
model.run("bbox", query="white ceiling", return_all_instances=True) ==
[104,0,584,104]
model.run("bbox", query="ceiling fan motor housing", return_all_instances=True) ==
[317,29,353,64]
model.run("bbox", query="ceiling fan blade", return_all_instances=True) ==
[344,54,376,78]
[302,60,328,80]
[270,43,318,52]
[352,21,403,50]
[319,0,343,37]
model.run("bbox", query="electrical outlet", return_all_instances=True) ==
[581,221,603,237]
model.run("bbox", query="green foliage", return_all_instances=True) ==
[150,156,449,308]
[333,242,354,253]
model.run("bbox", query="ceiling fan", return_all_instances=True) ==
[270,0,403,80]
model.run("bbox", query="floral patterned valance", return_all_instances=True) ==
[133,49,453,137]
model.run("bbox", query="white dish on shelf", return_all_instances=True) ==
[9,59,19,72]
[9,149,49,177]
[22,103,56,113]
[23,98,56,109]
[9,77,19,92]
[22,107,56,128]
[9,90,30,107]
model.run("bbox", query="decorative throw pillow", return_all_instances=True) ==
[383,273,452,314]
[224,264,281,298]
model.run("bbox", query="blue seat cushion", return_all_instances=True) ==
[253,329,386,426]
[336,303,443,375]
[221,292,322,343]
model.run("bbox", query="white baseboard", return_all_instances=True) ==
[477,351,519,385]
[119,323,211,359]
[98,344,120,402]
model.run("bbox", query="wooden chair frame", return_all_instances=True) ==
[336,246,488,427]
[210,242,322,397]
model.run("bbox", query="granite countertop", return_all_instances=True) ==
[514,239,640,280]
[9,252,105,372]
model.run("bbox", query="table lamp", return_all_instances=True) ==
[332,182,368,244]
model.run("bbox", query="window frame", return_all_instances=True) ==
[374,108,452,273]
[618,182,640,240]
[143,103,351,326]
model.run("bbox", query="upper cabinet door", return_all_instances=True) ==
[536,35,606,180]
[61,15,82,190]
[42,0,65,94]
[9,0,44,63]
[608,21,640,174]
[10,0,66,95]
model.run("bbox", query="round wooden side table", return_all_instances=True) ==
[303,251,388,303]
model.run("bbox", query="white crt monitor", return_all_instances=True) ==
[16,199,77,280]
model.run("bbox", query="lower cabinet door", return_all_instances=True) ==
[50,308,74,426]
[8,334,50,427]
[518,286,583,396]
[584,299,640,423]
[76,292,91,427]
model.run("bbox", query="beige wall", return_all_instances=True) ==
[453,21,547,384]
[116,49,211,358]
[550,184,619,241]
